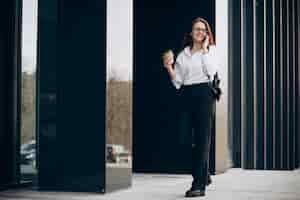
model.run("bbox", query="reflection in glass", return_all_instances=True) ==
[20,0,38,183]
[106,0,133,192]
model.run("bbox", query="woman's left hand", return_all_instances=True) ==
[202,35,209,52]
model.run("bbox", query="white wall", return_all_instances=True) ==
[215,0,231,174]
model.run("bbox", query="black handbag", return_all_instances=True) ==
[207,72,222,101]
[201,54,222,101]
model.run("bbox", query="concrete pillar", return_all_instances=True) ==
[215,0,231,173]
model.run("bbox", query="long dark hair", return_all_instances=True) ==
[181,17,215,50]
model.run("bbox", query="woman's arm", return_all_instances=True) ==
[165,54,185,89]
[166,66,176,80]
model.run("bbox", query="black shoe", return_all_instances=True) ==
[206,176,212,186]
[185,188,205,198]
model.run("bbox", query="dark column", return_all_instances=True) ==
[295,0,300,169]
[228,0,242,168]
[37,0,107,192]
[281,0,288,170]
[254,0,265,169]
[0,0,21,189]
[265,0,274,169]
[296,0,300,168]
[241,0,255,169]
[37,0,60,190]
[273,0,282,169]
[288,0,296,170]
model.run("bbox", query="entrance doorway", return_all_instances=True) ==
[133,0,216,174]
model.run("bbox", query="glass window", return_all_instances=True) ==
[106,0,133,191]
[20,0,38,184]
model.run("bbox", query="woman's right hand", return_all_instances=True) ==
[162,52,174,70]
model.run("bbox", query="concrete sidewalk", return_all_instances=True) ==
[0,168,300,200]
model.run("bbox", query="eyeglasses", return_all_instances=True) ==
[193,28,208,33]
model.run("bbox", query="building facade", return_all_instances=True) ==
[0,0,299,193]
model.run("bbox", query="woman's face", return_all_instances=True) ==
[191,21,207,43]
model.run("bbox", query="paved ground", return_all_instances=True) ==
[0,168,300,200]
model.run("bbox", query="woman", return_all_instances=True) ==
[163,17,220,197]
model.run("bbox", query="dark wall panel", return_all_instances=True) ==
[230,0,300,170]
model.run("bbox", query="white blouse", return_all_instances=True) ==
[171,45,220,90]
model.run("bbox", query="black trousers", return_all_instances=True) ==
[178,82,214,190]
